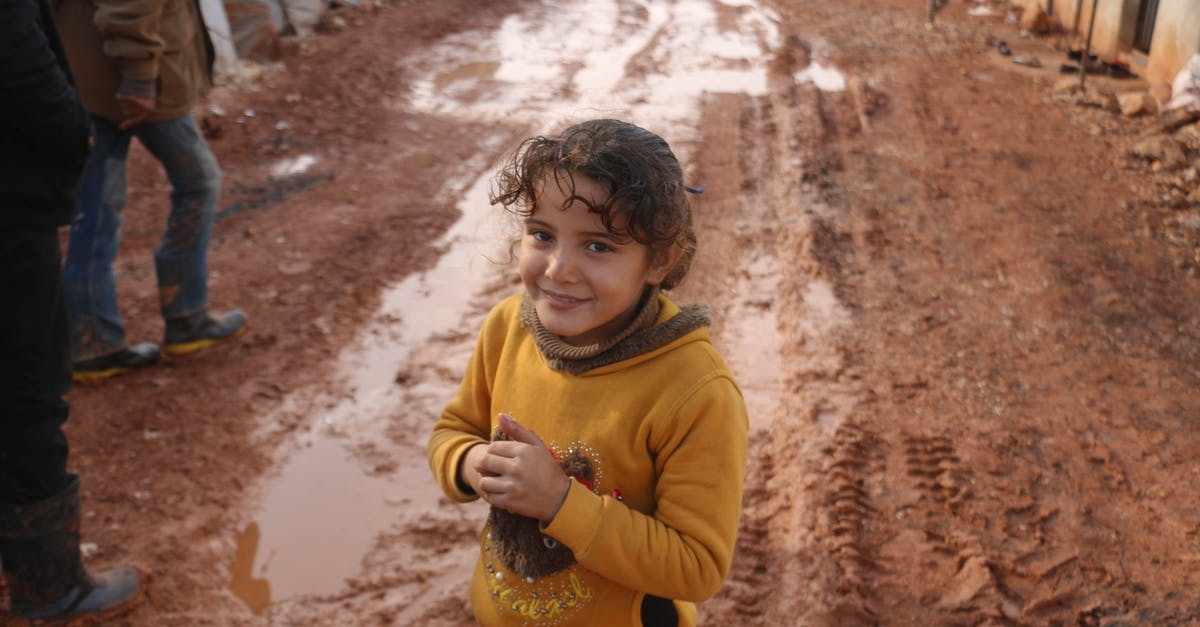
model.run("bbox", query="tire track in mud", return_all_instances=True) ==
[852,53,1090,626]
[695,32,879,625]
[808,48,1031,627]
[719,0,1200,624]
[780,4,1143,624]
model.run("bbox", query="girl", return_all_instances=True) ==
[428,119,748,627]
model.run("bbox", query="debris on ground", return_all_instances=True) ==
[1168,53,1200,110]
[1119,91,1161,117]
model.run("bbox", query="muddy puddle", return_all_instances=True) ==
[229,169,503,611]
[228,437,401,609]
[229,0,850,614]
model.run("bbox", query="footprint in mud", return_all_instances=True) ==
[903,433,969,508]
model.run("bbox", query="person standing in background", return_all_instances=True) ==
[927,0,948,28]
[0,0,144,621]
[55,0,247,382]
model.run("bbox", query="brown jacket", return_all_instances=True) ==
[53,0,214,123]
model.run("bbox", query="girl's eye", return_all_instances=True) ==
[585,241,613,253]
[529,230,553,243]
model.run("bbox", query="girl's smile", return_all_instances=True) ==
[541,288,588,309]
[519,172,674,346]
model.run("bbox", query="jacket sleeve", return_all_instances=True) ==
[0,0,88,151]
[427,303,506,503]
[542,374,749,601]
[0,0,91,163]
[92,0,167,84]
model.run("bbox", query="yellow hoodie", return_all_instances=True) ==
[429,293,749,626]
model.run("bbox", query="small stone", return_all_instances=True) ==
[1131,135,1175,161]
[1052,77,1079,94]
[1162,144,1190,170]
[1119,91,1159,117]
[1175,123,1200,154]
[1149,82,1173,107]
[80,542,100,559]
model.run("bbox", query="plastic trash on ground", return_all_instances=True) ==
[1168,53,1200,111]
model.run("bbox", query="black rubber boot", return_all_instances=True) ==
[71,341,161,383]
[0,475,142,623]
[163,309,246,356]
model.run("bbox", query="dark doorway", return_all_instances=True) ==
[1133,0,1159,53]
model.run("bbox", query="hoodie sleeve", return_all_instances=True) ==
[542,373,749,602]
[428,299,515,502]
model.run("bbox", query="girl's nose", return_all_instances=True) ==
[545,250,577,283]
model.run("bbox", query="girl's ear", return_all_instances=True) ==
[646,242,684,286]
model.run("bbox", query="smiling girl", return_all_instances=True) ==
[428,119,748,627]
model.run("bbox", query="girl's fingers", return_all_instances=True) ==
[476,452,511,477]
[486,440,525,458]
[478,476,507,497]
[498,413,544,447]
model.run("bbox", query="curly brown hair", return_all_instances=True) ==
[490,119,697,290]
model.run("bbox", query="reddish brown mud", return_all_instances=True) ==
[8,0,1198,625]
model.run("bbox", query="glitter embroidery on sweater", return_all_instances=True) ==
[482,534,594,625]
[482,440,607,623]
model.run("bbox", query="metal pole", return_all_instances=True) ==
[1080,0,1099,91]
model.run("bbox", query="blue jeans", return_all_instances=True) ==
[62,115,221,362]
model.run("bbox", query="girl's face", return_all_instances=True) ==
[519,172,674,346]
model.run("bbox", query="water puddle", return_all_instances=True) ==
[723,252,784,430]
[794,61,847,91]
[270,154,319,178]
[215,172,332,221]
[229,437,401,609]
[232,0,820,612]
[433,61,501,92]
[408,0,780,131]
[230,163,504,611]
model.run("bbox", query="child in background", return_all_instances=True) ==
[428,119,748,626]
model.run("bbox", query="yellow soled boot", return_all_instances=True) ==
[71,341,160,383]
[163,309,247,356]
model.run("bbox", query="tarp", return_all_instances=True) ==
[1168,53,1200,111]
[200,0,239,76]
[219,0,327,61]
[224,0,280,61]
[283,0,326,35]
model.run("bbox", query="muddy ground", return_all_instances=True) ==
[9,0,1200,624]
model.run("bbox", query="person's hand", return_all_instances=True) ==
[458,443,489,495]
[476,413,570,523]
[116,94,154,130]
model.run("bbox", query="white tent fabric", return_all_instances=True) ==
[200,0,239,76]
[1168,53,1200,111]
[201,0,329,71]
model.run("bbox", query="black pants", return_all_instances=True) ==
[0,227,71,506]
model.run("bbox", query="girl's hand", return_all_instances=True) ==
[476,413,570,523]
[458,443,489,496]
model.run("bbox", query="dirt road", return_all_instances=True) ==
[15,0,1200,624]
